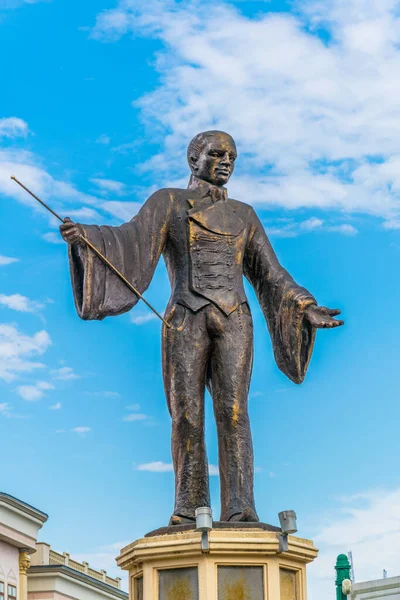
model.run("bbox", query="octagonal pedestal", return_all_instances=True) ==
[116,526,318,600]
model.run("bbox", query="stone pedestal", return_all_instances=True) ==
[116,526,318,600]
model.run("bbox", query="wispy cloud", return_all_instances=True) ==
[0,117,29,138]
[136,461,173,473]
[308,486,400,599]
[16,380,54,401]
[0,293,44,313]
[49,401,62,410]
[101,201,141,222]
[71,426,91,434]
[89,0,400,221]
[265,217,358,238]
[84,390,121,398]
[136,461,220,475]
[95,134,111,145]
[130,311,158,325]
[0,324,51,382]
[51,366,79,381]
[0,255,19,266]
[123,413,148,422]
[90,177,127,196]
[42,232,64,244]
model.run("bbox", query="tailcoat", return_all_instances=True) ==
[68,176,316,521]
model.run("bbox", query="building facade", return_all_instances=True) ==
[351,576,400,599]
[0,493,127,600]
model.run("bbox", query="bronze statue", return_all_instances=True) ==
[60,131,343,525]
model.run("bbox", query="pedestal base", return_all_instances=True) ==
[117,526,318,600]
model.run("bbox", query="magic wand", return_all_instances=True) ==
[10,176,171,329]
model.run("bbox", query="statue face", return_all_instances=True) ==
[190,133,237,186]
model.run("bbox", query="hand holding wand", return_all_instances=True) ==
[10,176,171,329]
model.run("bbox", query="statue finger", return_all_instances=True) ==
[327,308,341,316]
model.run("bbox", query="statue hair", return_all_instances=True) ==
[187,131,236,166]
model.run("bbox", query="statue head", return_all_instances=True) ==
[187,130,237,187]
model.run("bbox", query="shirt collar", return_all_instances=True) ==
[187,174,228,202]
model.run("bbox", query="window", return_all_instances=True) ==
[218,566,264,600]
[280,568,298,600]
[158,567,198,600]
[7,585,16,600]
[0,582,4,600]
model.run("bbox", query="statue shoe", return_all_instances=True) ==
[227,508,259,523]
[169,514,196,526]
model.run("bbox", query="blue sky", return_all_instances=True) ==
[2,0,400,597]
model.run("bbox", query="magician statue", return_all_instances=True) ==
[60,131,343,525]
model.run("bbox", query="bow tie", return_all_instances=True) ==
[206,187,228,203]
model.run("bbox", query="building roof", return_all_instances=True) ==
[28,566,128,599]
[0,492,48,523]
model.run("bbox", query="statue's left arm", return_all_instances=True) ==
[244,207,343,384]
[68,189,173,320]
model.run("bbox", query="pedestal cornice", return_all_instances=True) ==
[116,528,318,570]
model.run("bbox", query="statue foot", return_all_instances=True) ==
[227,508,259,523]
[169,514,196,526]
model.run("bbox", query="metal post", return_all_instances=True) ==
[335,554,351,600]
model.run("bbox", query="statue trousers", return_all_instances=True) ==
[162,301,257,522]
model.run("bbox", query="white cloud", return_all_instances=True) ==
[130,311,158,325]
[51,366,79,381]
[101,201,141,221]
[328,224,358,235]
[383,219,400,230]
[72,543,129,590]
[71,426,91,433]
[0,117,29,139]
[136,461,220,475]
[42,231,64,244]
[0,293,44,313]
[265,217,358,238]
[0,147,100,218]
[208,464,219,476]
[67,207,102,221]
[0,324,51,382]
[123,413,148,422]
[95,134,111,145]
[308,486,400,599]
[84,390,121,398]
[136,461,173,472]
[0,402,11,414]
[16,380,54,401]
[126,403,140,410]
[49,401,62,410]
[89,0,400,220]
[0,255,19,266]
[300,217,324,231]
[90,178,127,196]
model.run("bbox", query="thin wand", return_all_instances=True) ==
[10,176,171,329]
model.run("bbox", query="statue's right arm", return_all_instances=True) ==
[60,189,173,320]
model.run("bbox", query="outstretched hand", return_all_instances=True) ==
[304,305,344,329]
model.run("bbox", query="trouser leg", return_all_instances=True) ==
[207,304,257,522]
[162,304,211,519]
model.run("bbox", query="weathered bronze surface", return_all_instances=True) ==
[60,131,343,524]
[218,566,264,600]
